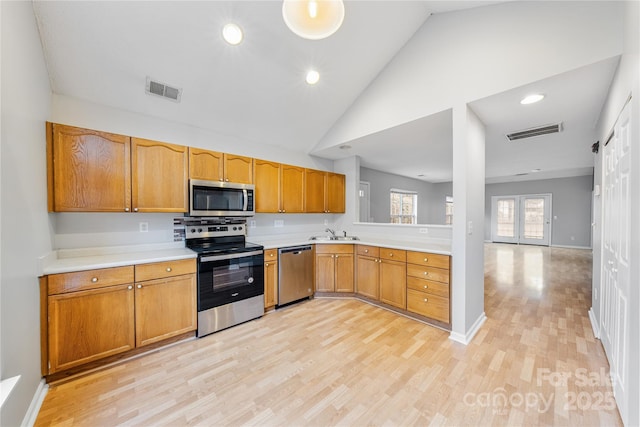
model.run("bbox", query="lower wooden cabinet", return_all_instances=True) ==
[315,245,354,292]
[264,249,278,309]
[356,246,407,309]
[356,253,379,300]
[405,251,451,324]
[42,259,196,376]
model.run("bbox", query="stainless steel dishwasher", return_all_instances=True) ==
[278,245,314,306]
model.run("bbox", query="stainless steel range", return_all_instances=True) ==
[184,218,264,337]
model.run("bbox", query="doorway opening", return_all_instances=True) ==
[490,194,552,246]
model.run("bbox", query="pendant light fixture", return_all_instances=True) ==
[282,0,345,40]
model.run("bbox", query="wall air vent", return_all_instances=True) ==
[506,122,563,141]
[145,77,182,103]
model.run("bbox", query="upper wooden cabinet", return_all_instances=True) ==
[131,138,188,213]
[47,123,131,212]
[189,147,223,181]
[254,160,304,213]
[47,123,188,213]
[187,148,253,184]
[304,169,345,213]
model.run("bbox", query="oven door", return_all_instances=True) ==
[197,250,264,312]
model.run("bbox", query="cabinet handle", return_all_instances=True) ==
[331,255,335,258]
[282,209,286,213]
[124,207,130,212]
[128,285,133,290]
[225,178,229,182]
[137,284,142,289]
[270,253,274,257]
[265,263,269,267]
[424,257,428,262]
[423,285,428,289]
[336,255,339,259]
[364,249,368,253]
[91,277,98,283]
[133,208,139,212]
[389,253,393,257]
[166,267,172,272]
[424,272,428,276]
[423,298,428,303]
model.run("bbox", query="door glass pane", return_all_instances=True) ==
[523,198,544,239]
[497,199,515,237]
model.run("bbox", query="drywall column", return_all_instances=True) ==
[450,104,486,344]
[333,155,360,229]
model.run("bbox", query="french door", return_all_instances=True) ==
[491,194,551,246]
[600,99,631,422]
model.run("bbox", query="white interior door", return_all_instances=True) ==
[358,181,371,222]
[491,194,551,246]
[600,100,631,422]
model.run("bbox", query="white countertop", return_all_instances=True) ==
[40,235,451,276]
[249,234,451,255]
[40,242,197,275]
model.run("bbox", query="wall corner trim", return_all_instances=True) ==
[449,312,487,345]
[21,379,48,427]
[588,308,601,340]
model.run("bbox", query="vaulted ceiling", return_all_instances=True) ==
[33,1,624,183]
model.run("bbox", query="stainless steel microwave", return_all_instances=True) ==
[189,179,255,217]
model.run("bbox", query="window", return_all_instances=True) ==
[445,196,453,225]
[390,189,417,224]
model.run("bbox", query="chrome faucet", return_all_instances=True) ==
[325,228,336,237]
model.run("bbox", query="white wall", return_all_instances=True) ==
[313,1,624,152]
[1,2,53,425]
[592,1,639,425]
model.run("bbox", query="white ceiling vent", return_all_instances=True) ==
[506,122,563,141]
[145,77,182,102]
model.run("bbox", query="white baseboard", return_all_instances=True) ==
[449,312,487,345]
[588,308,601,340]
[550,244,592,250]
[21,379,48,427]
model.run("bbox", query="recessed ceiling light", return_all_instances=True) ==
[222,23,243,45]
[520,94,545,105]
[306,70,320,85]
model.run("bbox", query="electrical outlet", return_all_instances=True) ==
[139,222,148,233]
[274,220,284,228]
[419,228,428,234]
[250,220,256,228]
[324,219,329,226]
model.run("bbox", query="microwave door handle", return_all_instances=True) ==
[243,189,248,211]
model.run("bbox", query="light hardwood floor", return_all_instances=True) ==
[35,244,622,426]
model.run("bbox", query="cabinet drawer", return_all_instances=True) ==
[407,289,449,323]
[379,248,406,262]
[406,265,450,284]
[357,245,379,257]
[264,249,278,260]
[135,259,196,282]
[315,244,353,254]
[406,251,450,270]
[48,266,134,295]
[407,276,449,298]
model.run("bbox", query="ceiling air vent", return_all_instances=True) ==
[145,77,182,103]
[506,122,563,142]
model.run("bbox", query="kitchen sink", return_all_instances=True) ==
[309,235,359,241]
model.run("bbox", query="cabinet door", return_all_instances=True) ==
[131,138,188,213]
[49,123,131,212]
[335,254,354,292]
[254,159,281,213]
[356,255,379,300]
[380,260,407,309]
[281,164,305,213]
[48,284,135,374]
[326,173,345,213]
[305,169,326,213]
[135,274,197,347]
[189,147,223,181]
[224,154,253,184]
[315,253,336,292]
[264,261,278,308]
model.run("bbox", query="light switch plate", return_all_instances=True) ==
[139,222,148,232]
[274,220,284,228]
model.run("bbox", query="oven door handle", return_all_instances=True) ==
[201,250,263,262]
[243,189,248,211]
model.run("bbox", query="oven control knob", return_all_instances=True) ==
[248,277,254,284]
[233,226,237,231]
[198,228,203,232]
[238,226,243,231]
[190,229,196,233]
